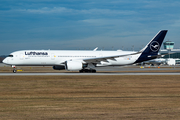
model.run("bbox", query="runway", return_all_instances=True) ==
[0,72,180,76]
[1,63,180,75]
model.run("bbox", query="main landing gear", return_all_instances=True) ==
[79,69,96,73]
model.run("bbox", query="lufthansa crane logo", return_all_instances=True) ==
[150,41,160,52]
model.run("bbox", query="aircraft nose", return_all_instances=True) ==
[2,58,7,64]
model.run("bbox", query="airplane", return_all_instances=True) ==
[3,30,168,73]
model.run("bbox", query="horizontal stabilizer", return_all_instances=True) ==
[148,52,176,58]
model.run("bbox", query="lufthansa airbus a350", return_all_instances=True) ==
[3,30,168,73]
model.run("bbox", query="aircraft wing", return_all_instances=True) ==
[83,52,141,63]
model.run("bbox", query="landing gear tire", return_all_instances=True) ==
[79,69,96,73]
[13,69,17,73]
[79,70,83,73]
[92,69,96,73]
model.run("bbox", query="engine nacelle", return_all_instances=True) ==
[65,61,83,71]
[53,65,65,70]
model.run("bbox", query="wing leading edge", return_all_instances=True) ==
[83,51,142,63]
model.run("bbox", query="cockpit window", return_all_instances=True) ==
[8,55,13,57]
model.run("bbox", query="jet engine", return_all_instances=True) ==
[53,65,65,70]
[65,61,83,71]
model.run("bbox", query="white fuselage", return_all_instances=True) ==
[3,50,140,67]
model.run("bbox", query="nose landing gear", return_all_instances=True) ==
[13,69,17,73]
[12,65,17,73]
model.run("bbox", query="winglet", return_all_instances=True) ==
[93,47,98,51]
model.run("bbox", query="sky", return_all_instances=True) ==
[0,0,180,55]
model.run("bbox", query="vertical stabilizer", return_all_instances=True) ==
[135,30,168,63]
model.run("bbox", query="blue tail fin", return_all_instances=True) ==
[135,30,168,63]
